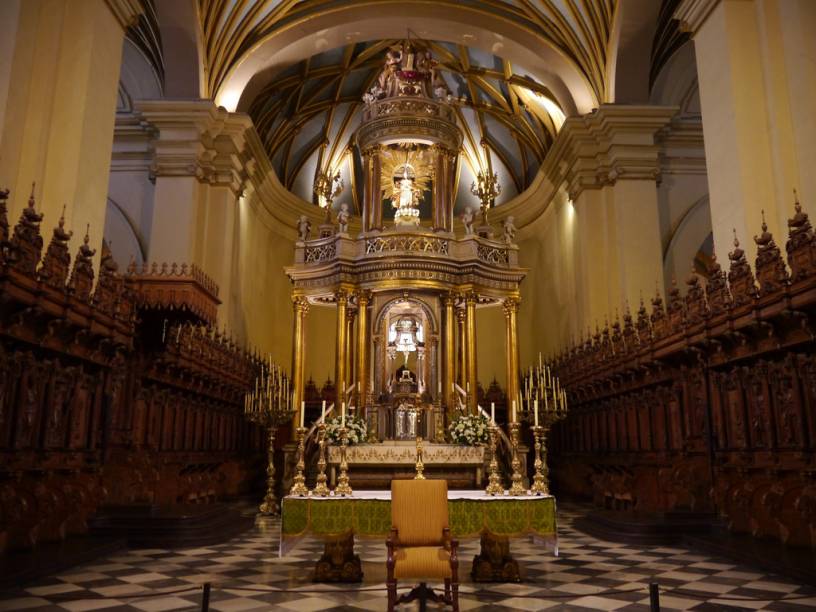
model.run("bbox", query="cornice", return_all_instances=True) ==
[134,100,253,195]
[104,0,144,30]
[674,0,722,35]
[541,105,679,201]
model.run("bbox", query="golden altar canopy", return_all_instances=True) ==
[286,40,527,441]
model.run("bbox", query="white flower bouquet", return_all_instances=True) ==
[447,413,490,446]
[325,415,368,445]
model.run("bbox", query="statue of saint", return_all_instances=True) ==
[297,215,311,241]
[502,216,517,244]
[337,203,350,233]
[462,207,475,235]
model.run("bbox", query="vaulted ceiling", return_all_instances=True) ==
[247,40,566,211]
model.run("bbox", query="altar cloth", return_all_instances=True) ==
[280,490,557,556]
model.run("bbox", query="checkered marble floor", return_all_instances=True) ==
[1,504,813,611]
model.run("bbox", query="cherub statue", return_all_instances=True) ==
[462,207,475,235]
[297,215,311,241]
[337,203,350,234]
[502,216,517,244]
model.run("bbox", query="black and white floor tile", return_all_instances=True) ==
[1,505,813,611]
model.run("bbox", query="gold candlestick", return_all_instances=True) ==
[415,436,425,479]
[530,425,549,495]
[485,424,504,495]
[289,426,309,496]
[508,422,527,496]
[313,421,330,496]
[259,426,280,514]
[335,426,353,496]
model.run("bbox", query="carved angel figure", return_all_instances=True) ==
[297,215,311,241]
[462,207,475,235]
[502,216,517,244]
[337,203,350,234]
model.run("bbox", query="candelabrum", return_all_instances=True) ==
[289,426,309,496]
[415,436,425,479]
[313,421,330,496]
[314,169,343,209]
[508,421,527,496]
[530,425,548,495]
[485,424,504,495]
[335,426,353,496]
[244,360,296,515]
[471,169,501,209]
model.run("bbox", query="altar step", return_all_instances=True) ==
[88,500,255,548]
[572,506,717,545]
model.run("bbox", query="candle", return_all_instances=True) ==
[321,400,326,422]
[438,381,441,395]
[534,399,539,427]
[511,400,516,422]
[341,401,346,427]
[300,401,305,428]
[466,382,470,392]
[544,387,549,411]
[490,402,495,424]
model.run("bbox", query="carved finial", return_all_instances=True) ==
[29,182,35,204]
[733,228,739,248]
[754,210,775,249]
[761,209,767,232]
[794,189,801,213]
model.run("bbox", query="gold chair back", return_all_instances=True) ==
[391,479,449,546]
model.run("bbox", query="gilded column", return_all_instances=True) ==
[431,146,445,231]
[456,305,466,389]
[335,289,349,405]
[503,297,520,420]
[356,290,371,407]
[346,308,356,397]
[443,293,455,414]
[292,296,309,424]
[465,291,478,413]
[365,145,383,231]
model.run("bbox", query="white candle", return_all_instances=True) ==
[300,401,305,428]
[438,381,441,395]
[512,400,516,422]
[341,401,346,427]
[490,402,495,424]
[544,387,548,412]
[534,399,539,427]
[321,400,326,422]
[466,382,470,392]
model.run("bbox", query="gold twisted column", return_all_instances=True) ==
[356,290,370,408]
[443,293,455,417]
[346,308,356,398]
[292,296,309,430]
[503,297,520,420]
[335,289,349,405]
[465,292,478,414]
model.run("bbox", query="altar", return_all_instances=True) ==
[327,441,485,489]
[281,490,557,582]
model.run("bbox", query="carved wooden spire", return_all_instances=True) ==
[9,183,44,276]
[728,229,757,305]
[785,190,816,282]
[754,209,789,295]
[705,253,732,316]
[684,268,708,324]
[650,284,668,339]
[38,205,73,290]
[67,225,96,301]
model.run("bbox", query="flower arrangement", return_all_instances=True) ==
[448,413,491,446]
[325,415,368,445]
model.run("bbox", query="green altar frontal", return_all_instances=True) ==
[280,491,557,555]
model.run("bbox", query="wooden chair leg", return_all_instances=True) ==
[444,577,451,600]
[451,557,459,611]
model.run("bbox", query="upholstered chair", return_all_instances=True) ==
[386,479,459,611]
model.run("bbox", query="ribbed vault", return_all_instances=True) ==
[248,40,566,211]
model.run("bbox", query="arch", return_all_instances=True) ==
[663,194,713,284]
[606,0,661,103]
[374,295,438,336]
[103,197,146,268]
[214,4,597,117]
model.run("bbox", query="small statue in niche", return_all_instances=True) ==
[337,203,350,234]
[502,216,517,244]
[462,207,475,235]
[297,215,311,241]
